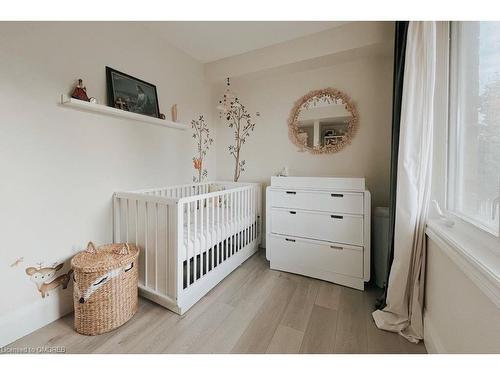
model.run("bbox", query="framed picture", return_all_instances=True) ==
[106,66,160,118]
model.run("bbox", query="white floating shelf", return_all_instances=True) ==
[60,96,188,131]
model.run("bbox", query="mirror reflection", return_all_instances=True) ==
[297,100,351,148]
[288,88,358,154]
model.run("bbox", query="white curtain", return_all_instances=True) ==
[372,21,437,343]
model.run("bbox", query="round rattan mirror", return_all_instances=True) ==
[288,88,359,154]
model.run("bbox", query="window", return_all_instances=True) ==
[448,21,500,237]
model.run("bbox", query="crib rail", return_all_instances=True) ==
[178,184,260,291]
[132,181,252,199]
[113,181,261,314]
[113,192,179,309]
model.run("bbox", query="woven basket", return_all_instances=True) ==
[71,242,139,335]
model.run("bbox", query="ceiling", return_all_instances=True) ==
[145,21,348,63]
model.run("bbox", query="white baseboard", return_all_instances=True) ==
[423,309,446,354]
[0,291,73,348]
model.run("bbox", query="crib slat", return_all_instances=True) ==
[125,199,130,243]
[194,199,197,282]
[235,190,239,254]
[244,189,247,244]
[135,200,139,247]
[165,204,169,294]
[247,188,250,244]
[239,190,243,252]
[186,201,191,287]
[245,189,248,244]
[233,191,236,254]
[226,192,229,258]
[200,197,204,278]
[254,191,257,239]
[206,196,210,276]
[200,197,204,275]
[229,192,233,258]
[220,192,224,265]
[242,189,245,248]
[252,187,254,240]
[250,187,253,241]
[204,196,207,275]
[175,202,183,297]
[144,202,148,289]
[207,197,210,227]
[243,190,246,245]
[252,187,255,241]
[235,190,238,253]
[234,190,237,254]
[211,196,215,271]
[113,196,119,243]
[155,203,158,291]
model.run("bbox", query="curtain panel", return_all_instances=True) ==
[373,21,437,343]
[377,21,410,309]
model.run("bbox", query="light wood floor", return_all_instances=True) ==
[7,249,426,354]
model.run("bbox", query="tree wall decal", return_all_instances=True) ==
[191,115,213,183]
[218,78,259,182]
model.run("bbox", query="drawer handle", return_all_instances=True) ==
[289,211,297,214]
[331,193,344,198]
[285,238,296,242]
[286,191,297,195]
[330,215,344,219]
[330,245,343,250]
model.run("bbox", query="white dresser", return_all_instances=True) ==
[266,176,371,290]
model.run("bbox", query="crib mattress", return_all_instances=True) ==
[181,206,255,261]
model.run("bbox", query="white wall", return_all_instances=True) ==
[205,21,394,82]
[0,22,215,346]
[213,55,394,209]
[0,21,394,346]
[424,238,500,353]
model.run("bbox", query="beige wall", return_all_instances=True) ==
[424,238,500,353]
[214,55,394,209]
[0,22,214,346]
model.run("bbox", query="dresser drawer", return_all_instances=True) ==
[269,235,364,278]
[269,189,363,214]
[270,208,364,246]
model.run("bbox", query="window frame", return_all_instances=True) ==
[427,21,500,313]
[446,21,500,239]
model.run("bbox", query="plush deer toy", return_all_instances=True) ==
[25,263,73,298]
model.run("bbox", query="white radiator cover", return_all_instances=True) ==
[266,176,371,290]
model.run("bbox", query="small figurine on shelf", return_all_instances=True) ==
[114,97,129,111]
[71,79,90,102]
[171,104,178,122]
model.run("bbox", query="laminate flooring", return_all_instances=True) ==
[5,249,426,354]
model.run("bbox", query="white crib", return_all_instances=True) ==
[113,181,262,314]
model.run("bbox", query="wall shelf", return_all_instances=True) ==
[59,96,188,131]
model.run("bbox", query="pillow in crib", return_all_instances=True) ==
[209,184,226,207]
[208,183,224,193]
